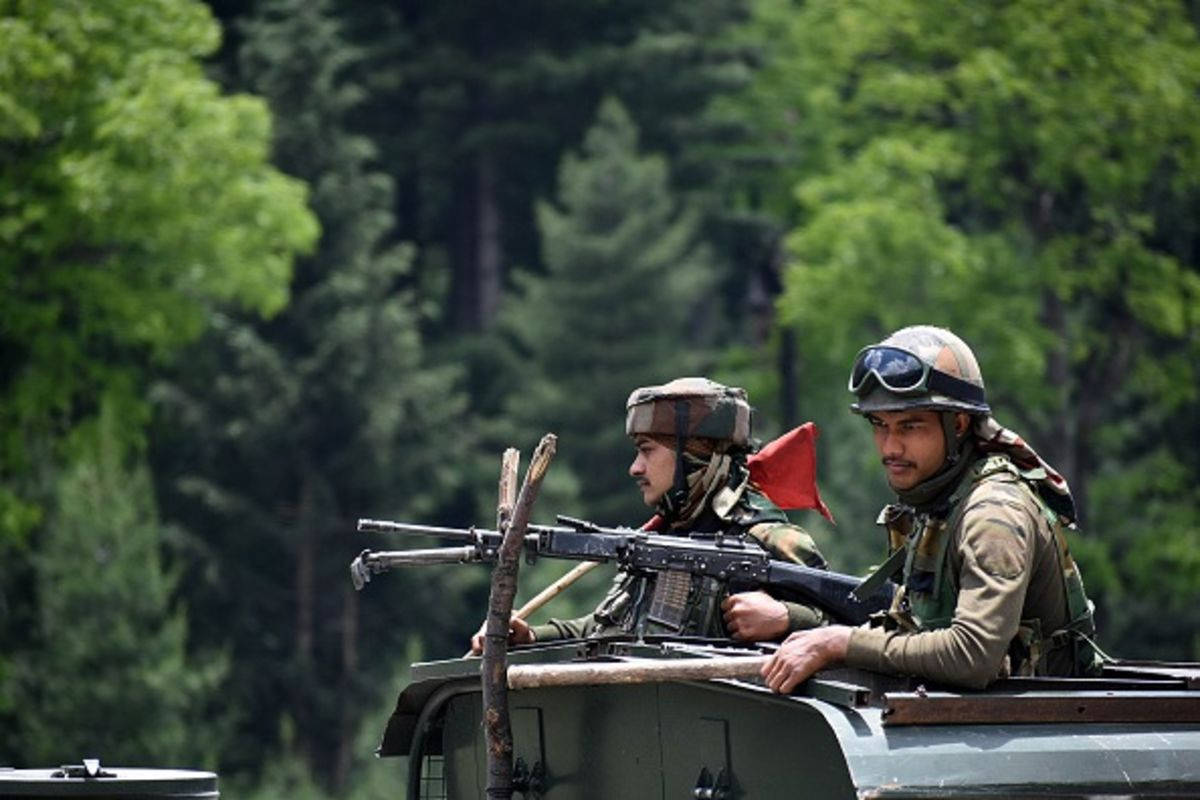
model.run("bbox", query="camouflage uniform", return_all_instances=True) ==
[530,378,828,643]
[842,327,1101,689]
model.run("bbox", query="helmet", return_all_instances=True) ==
[625,377,751,447]
[849,325,990,415]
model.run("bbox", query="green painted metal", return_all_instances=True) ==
[380,645,1200,799]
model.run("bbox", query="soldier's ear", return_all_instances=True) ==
[954,413,971,437]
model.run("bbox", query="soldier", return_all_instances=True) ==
[762,326,1102,692]
[470,377,829,653]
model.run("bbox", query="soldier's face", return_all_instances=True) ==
[867,410,949,491]
[630,435,676,506]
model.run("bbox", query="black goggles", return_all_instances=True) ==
[848,345,987,405]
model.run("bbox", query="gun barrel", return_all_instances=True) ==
[357,519,499,539]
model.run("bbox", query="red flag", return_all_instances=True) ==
[748,423,834,522]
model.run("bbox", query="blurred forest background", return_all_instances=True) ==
[3,0,1200,796]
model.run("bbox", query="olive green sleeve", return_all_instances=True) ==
[748,522,829,631]
[783,600,825,632]
[844,482,1037,689]
[529,614,597,643]
[528,569,633,642]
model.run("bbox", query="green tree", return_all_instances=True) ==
[0,0,316,761]
[10,407,226,766]
[500,98,716,526]
[0,0,317,543]
[744,0,1200,653]
[151,0,467,790]
[331,1,759,333]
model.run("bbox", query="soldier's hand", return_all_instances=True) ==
[761,625,852,694]
[469,616,537,655]
[722,591,789,642]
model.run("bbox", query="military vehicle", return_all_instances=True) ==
[379,639,1200,799]
[355,434,1200,799]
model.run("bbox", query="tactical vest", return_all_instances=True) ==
[879,454,1102,678]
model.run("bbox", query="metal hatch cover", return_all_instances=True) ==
[0,765,218,798]
[882,661,1200,726]
[883,688,1200,725]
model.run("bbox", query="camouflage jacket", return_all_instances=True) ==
[845,453,1100,689]
[529,487,828,642]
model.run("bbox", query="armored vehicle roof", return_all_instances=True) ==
[381,640,1200,799]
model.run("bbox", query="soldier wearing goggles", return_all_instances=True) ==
[762,325,1102,692]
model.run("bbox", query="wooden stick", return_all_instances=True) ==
[507,656,767,690]
[483,434,556,800]
[507,514,657,621]
[462,451,587,659]
[514,561,599,620]
[496,448,519,530]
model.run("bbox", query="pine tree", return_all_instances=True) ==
[12,407,225,766]
[500,98,716,525]
[151,0,468,789]
[0,0,314,765]
[337,0,759,335]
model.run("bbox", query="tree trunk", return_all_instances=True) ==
[334,582,358,791]
[779,327,798,430]
[755,230,797,426]
[451,149,503,331]
[293,469,316,765]
[1039,287,1073,479]
[508,656,765,689]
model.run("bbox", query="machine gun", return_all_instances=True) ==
[351,516,894,626]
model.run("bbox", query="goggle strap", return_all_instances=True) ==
[925,369,987,405]
[671,399,690,496]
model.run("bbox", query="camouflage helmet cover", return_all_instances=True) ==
[851,325,990,415]
[625,377,751,446]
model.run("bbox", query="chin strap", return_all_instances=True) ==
[940,411,963,466]
[663,400,691,516]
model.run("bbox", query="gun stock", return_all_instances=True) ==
[763,561,893,626]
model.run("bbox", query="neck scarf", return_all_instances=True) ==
[657,451,735,530]
[974,416,1078,525]
[893,416,1078,525]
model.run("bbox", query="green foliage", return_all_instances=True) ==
[342,0,761,333]
[225,657,416,800]
[4,0,1200,793]
[7,405,226,766]
[499,98,716,525]
[147,0,469,790]
[745,0,1200,645]
[0,0,314,774]
[0,0,318,546]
